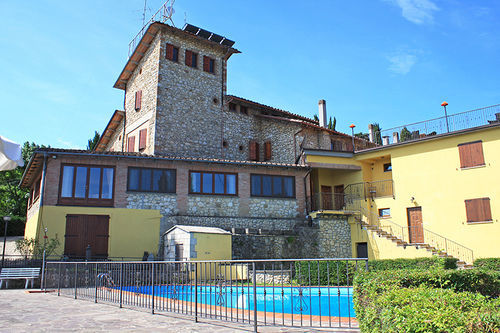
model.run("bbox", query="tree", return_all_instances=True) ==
[400,127,412,142]
[0,141,47,236]
[354,132,369,141]
[87,131,101,151]
[371,123,382,145]
[327,116,336,131]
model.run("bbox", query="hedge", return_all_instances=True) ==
[354,269,500,297]
[354,269,500,332]
[475,258,500,272]
[294,257,457,286]
[355,286,500,333]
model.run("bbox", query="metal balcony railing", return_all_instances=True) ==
[375,104,500,145]
[307,193,363,213]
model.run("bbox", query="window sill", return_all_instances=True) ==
[188,193,238,197]
[127,191,176,195]
[250,196,296,200]
[466,220,493,225]
[460,164,486,170]
[379,216,391,219]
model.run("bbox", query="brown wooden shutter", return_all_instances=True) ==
[127,136,135,152]
[139,129,147,150]
[166,43,173,60]
[185,50,192,66]
[135,90,142,110]
[249,141,259,161]
[465,198,492,222]
[203,56,210,72]
[264,141,272,161]
[458,141,484,168]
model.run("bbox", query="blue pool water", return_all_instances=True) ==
[120,285,355,318]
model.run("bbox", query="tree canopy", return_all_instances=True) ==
[87,131,100,151]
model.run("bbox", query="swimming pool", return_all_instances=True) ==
[120,285,355,318]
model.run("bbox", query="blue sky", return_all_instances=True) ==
[1,0,499,148]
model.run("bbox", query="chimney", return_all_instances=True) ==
[392,132,400,144]
[368,124,375,143]
[382,136,390,145]
[318,100,327,128]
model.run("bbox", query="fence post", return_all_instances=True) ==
[41,249,46,291]
[74,263,78,299]
[151,262,155,314]
[57,263,61,296]
[119,262,123,308]
[94,263,98,303]
[194,263,198,323]
[252,262,257,333]
[365,259,369,272]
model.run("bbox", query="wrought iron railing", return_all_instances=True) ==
[44,258,368,331]
[376,104,500,145]
[364,180,394,198]
[307,193,363,213]
[370,219,474,264]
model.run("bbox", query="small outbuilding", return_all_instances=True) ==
[163,225,232,261]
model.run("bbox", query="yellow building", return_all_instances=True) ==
[305,121,500,265]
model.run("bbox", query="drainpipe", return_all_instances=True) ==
[303,169,312,215]
[220,49,231,159]
[34,153,48,252]
[122,87,127,152]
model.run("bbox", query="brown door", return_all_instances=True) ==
[64,215,109,258]
[321,185,332,210]
[334,185,345,210]
[407,207,424,243]
[175,244,184,261]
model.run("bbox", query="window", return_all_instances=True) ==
[28,177,41,207]
[249,141,259,161]
[251,174,295,198]
[135,90,142,110]
[189,171,237,195]
[264,141,272,161]
[458,141,485,168]
[59,164,114,206]
[240,106,248,115]
[127,167,176,193]
[378,208,391,218]
[356,242,368,258]
[185,50,198,68]
[165,43,179,62]
[203,56,215,73]
[229,103,236,111]
[127,136,135,152]
[383,163,392,172]
[139,129,147,150]
[465,198,492,223]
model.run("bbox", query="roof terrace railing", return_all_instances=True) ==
[376,104,500,145]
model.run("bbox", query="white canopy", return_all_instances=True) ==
[0,136,24,171]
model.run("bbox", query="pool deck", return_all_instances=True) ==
[0,290,360,332]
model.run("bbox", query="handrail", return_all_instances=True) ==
[367,219,474,264]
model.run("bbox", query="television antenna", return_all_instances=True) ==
[129,0,177,57]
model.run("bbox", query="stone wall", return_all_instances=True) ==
[316,214,352,258]
[187,196,239,216]
[248,198,299,218]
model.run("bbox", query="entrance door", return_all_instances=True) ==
[175,244,184,261]
[407,207,424,243]
[64,215,109,258]
[321,185,332,210]
[334,185,345,210]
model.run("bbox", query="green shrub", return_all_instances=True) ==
[368,257,457,271]
[354,269,500,297]
[356,286,500,333]
[475,258,500,271]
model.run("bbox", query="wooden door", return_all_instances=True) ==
[356,242,368,258]
[407,207,424,243]
[334,185,345,210]
[64,215,109,258]
[321,185,332,210]
[175,244,184,261]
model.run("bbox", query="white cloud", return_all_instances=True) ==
[387,0,439,25]
[387,53,417,74]
[57,138,82,150]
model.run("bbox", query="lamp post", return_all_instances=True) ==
[441,101,450,133]
[2,216,12,268]
[350,124,356,153]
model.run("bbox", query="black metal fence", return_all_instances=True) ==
[44,258,368,331]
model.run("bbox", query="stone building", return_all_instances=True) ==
[21,22,374,260]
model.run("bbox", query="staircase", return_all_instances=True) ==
[359,219,474,269]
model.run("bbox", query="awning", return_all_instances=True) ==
[0,136,24,171]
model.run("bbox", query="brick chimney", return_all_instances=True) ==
[318,100,327,128]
